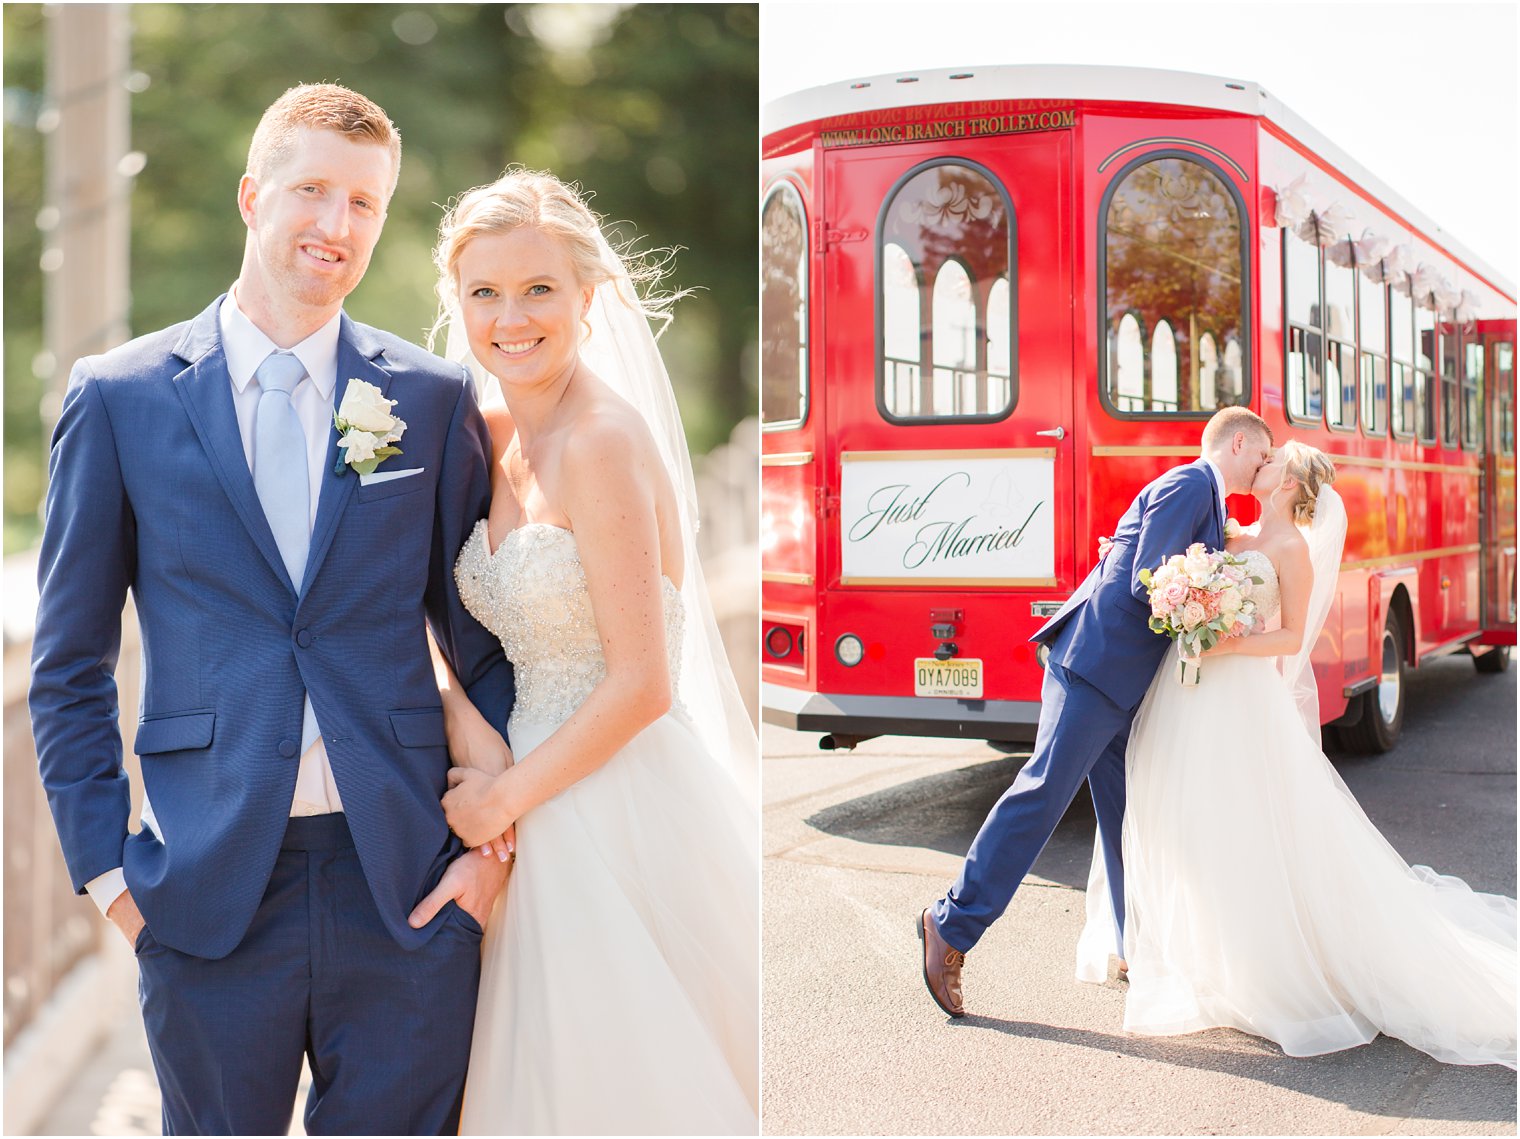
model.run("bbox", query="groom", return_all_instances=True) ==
[918,406,1272,1017]
[29,85,511,1133]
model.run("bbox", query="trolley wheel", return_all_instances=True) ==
[986,740,1024,755]
[1474,645,1512,674]
[1339,608,1407,755]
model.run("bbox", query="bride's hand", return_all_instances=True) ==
[444,767,517,848]
[1203,633,1241,657]
[476,822,516,865]
[445,705,515,776]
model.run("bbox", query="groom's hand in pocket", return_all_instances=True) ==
[407,846,510,929]
[106,888,147,947]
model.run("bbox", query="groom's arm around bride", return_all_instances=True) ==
[29,83,511,1135]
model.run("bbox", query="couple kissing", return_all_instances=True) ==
[920,408,1516,1071]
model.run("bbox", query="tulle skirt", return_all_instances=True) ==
[459,709,760,1134]
[1078,653,1516,1069]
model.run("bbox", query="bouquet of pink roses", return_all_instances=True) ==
[1139,543,1262,684]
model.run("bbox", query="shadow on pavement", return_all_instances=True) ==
[803,754,1101,891]
[950,1013,1517,1125]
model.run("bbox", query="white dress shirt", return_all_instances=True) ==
[1202,457,1229,532]
[86,288,346,916]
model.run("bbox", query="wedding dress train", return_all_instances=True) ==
[454,521,759,1134]
[1078,548,1516,1069]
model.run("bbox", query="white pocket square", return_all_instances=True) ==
[359,466,425,485]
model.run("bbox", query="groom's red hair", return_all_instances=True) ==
[1201,405,1272,449]
[247,83,401,199]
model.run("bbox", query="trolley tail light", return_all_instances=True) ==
[764,621,805,668]
[834,634,864,667]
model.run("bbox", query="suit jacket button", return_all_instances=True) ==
[279,739,298,758]
[295,628,312,648]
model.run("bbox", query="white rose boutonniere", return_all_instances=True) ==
[334,379,406,476]
[1223,517,1242,540]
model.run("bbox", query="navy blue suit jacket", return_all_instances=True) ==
[29,296,514,959]
[1032,459,1224,710]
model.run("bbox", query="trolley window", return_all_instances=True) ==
[761,180,809,430]
[1324,252,1357,431]
[877,161,1015,422]
[1284,232,1323,423]
[1358,270,1388,437]
[1498,342,1515,456]
[1462,336,1484,452]
[1390,285,1415,438]
[1440,322,1460,449]
[1414,300,1438,444]
[1102,153,1247,417]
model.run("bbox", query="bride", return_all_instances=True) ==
[1078,440,1516,1069]
[423,169,759,1133]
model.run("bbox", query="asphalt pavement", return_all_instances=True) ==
[761,651,1517,1136]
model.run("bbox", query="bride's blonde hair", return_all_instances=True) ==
[1278,440,1337,525]
[427,166,678,349]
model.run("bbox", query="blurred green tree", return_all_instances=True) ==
[2,3,756,554]
[3,4,47,553]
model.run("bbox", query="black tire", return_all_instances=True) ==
[1339,607,1407,754]
[1474,645,1512,674]
[986,740,1025,755]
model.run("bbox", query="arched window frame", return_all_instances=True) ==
[1197,330,1220,411]
[760,176,810,433]
[1113,309,1148,413]
[1097,148,1252,421]
[880,241,926,416]
[1150,319,1180,411]
[874,158,1018,425]
[929,253,981,415]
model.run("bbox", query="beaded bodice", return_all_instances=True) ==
[455,520,685,728]
[1237,547,1281,626]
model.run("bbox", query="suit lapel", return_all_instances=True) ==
[171,297,298,594]
[301,317,390,595]
[1190,458,1225,548]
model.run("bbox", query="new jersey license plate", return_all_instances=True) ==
[913,658,984,699]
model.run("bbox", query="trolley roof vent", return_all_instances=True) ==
[1225,82,1245,90]
[895,76,919,83]
[850,82,870,89]
[950,73,974,80]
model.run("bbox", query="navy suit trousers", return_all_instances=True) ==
[932,658,1133,955]
[135,815,483,1136]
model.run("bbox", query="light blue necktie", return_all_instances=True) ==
[253,350,322,764]
[252,351,310,586]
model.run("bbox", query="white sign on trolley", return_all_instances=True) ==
[839,449,1056,585]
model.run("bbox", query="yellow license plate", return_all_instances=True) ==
[913,658,984,699]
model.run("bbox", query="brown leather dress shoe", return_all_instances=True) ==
[917,908,966,1017]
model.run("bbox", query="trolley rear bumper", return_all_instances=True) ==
[761,682,1043,743]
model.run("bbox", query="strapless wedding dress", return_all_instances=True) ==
[1079,548,1517,1068]
[453,521,759,1134]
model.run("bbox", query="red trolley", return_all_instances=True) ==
[760,65,1516,753]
